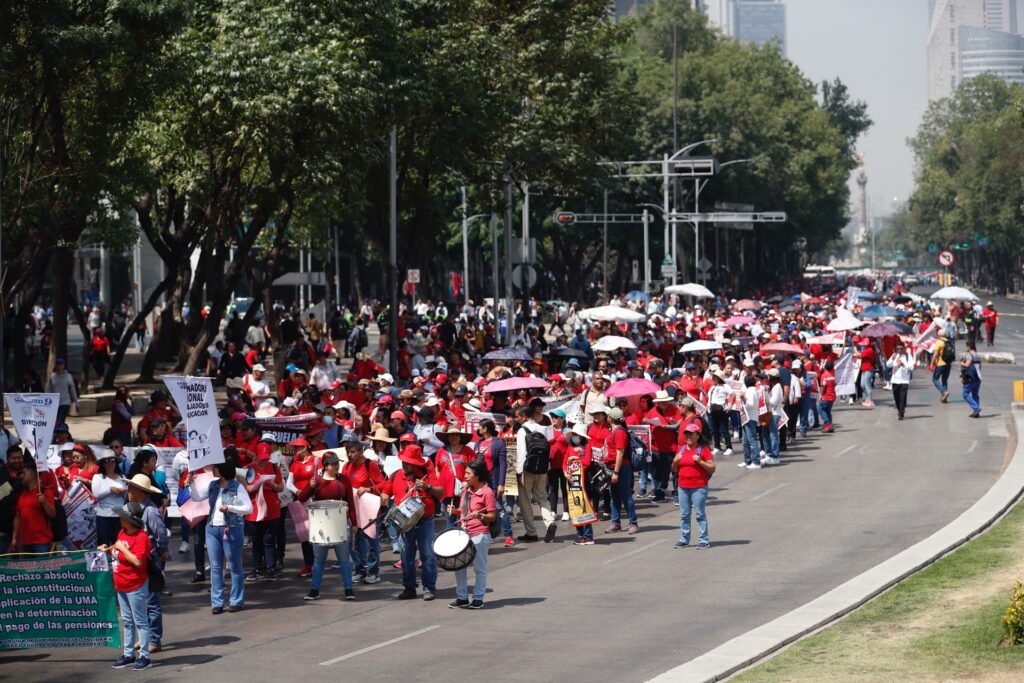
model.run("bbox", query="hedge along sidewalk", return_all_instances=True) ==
[648,404,1024,683]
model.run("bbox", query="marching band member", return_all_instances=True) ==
[298,452,357,601]
[449,460,495,610]
[380,444,442,601]
[341,436,386,584]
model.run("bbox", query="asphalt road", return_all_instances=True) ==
[5,290,1021,682]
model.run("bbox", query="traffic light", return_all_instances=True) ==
[555,212,576,225]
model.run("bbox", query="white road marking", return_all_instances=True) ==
[750,483,787,502]
[603,540,664,565]
[319,625,441,665]
[967,440,978,454]
[833,445,857,459]
[989,421,1009,438]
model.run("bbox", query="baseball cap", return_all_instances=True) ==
[683,422,702,433]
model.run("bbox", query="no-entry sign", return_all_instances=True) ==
[938,250,955,267]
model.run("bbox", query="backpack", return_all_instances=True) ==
[522,428,551,474]
[626,428,650,470]
[941,340,956,364]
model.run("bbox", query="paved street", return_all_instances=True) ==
[4,294,1021,683]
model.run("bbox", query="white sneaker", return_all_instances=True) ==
[847,397,854,405]
[883,383,892,391]
[759,450,767,457]
[770,457,781,465]
[561,512,569,522]
[712,448,721,455]
[738,462,749,467]
[723,448,733,456]
[732,432,740,441]
[178,541,189,554]
[746,463,762,469]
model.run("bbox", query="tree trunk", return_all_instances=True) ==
[46,247,73,380]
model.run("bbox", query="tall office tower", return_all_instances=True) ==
[730,0,787,56]
[928,0,1024,101]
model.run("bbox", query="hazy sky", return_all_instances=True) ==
[707,0,929,217]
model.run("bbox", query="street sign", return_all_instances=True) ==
[660,255,676,278]
[938,250,955,267]
[697,257,712,273]
[512,264,537,289]
[407,268,421,284]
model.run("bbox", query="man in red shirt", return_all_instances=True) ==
[341,438,385,584]
[819,360,837,432]
[606,408,638,534]
[11,459,56,553]
[380,445,442,601]
[645,390,681,502]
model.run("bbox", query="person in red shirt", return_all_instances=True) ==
[341,438,385,584]
[566,423,596,545]
[547,410,571,521]
[244,448,284,580]
[136,390,179,444]
[449,460,496,609]
[645,390,681,502]
[677,363,706,403]
[672,422,716,548]
[856,341,878,408]
[71,443,100,492]
[286,437,320,578]
[380,445,442,601]
[102,501,153,670]
[819,360,837,432]
[297,451,358,601]
[144,417,184,449]
[12,459,56,554]
[233,420,261,467]
[605,408,638,534]
[436,426,472,525]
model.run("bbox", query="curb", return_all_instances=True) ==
[649,404,1024,683]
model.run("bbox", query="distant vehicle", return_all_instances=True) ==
[223,297,265,329]
[802,265,837,283]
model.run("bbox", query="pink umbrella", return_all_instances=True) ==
[733,299,761,311]
[761,342,806,355]
[605,378,661,399]
[723,315,755,328]
[483,376,551,393]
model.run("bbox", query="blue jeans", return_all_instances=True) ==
[741,421,760,465]
[117,584,150,658]
[610,462,637,526]
[932,364,951,394]
[767,416,780,458]
[576,523,593,541]
[678,486,709,545]
[638,456,655,493]
[146,558,163,645]
[179,517,190,544]
[207,525,245,608]
[963,380,981,412]
[798,396,814,436]
[861,370,875,402]
[455,533,490,601]
[400,518,437,592]
[490,476,513,538]
[350,528,381,577]
[818,400,834,427]
[312,539,353,591]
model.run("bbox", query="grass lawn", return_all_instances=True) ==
[731,497,1024,683]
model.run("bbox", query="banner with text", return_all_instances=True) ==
[4,393,60,471]
[0,552,121,650]
[163,377,224,471]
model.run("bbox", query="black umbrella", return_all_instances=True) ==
[891,295,912,304]
[549,346,589,360]
[767,295,785,303]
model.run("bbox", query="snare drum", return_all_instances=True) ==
[306,500,349,545]
[384,496,425,533]
[433,528,476,571]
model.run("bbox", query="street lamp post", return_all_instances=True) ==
[691,157,753,281]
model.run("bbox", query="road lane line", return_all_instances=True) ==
[750,483,787,502]
[833,445,857,459]
[603,540,664,565]
[319,625,441,665]
[967,440,978,453]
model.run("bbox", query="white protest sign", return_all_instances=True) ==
[834,353,858,397]
[163,376,225,471]
[5,393,60,470]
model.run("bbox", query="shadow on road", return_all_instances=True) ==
[484,596,546,609]
[163,635,240,650]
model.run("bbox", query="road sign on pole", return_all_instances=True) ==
[937,250,955,267]
[697,257,712,273]
[512,265,537,289]
[407,268,421,284]
[660,255,676,278]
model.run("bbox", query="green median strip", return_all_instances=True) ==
[732,498,1024,682]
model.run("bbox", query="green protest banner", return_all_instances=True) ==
[0,551,121,650]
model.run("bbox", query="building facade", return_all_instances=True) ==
[730,0,787,56]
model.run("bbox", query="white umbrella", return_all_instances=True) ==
[578,305,647,323]
[592,335,637,352]
[826,316,867,332]
[664,283,715,299]
[930,286,978,301]
[680,339,722,353]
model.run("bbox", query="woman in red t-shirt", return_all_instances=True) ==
[102,501,153,669]
[245,449,284,579]
[72,443,100,491]
[436,427,472,520]
[671,422,716,549]
[286,437,320,577]
[12,460,57,553]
